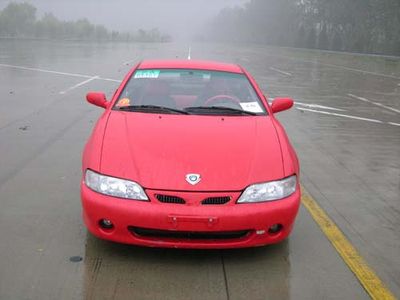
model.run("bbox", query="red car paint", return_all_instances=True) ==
[81,59,300,249]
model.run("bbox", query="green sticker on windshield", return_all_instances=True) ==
[134,70,160,79]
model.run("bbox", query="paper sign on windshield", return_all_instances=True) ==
[240,102,263,113]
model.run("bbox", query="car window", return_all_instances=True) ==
[114,69,266,115]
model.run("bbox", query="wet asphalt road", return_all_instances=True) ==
[0,40,399,300]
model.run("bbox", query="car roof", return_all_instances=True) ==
[137,59,243,74]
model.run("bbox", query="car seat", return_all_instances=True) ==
[141,80,176,108]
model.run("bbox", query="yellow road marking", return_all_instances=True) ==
[301,187,396,300]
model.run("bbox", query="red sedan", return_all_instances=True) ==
[81,59,300,249]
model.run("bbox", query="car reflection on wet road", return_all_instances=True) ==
[0,40,399,299]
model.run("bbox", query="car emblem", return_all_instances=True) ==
[186,174,201,185]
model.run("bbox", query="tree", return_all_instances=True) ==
[75,18,94,39]
[95,25,109,41]
[306,27,317,49]
[0,2,171,43]
[318,24,329,50]
[207,0,400,55]
[295,25,306,48]
[37,13,61,39]
[331,30,343,51]
[0,2,37,37]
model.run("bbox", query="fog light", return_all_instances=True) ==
[99,219,114,230]
[268,224,283,235]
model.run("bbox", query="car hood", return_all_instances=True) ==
[100,112,284,191]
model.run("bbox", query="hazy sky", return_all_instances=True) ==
[0,0,248,39]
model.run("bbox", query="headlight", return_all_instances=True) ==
[237,175,297,203]
[85,169,149,201]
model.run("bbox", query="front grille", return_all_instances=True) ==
[201,196,231,205]
[129,227,250,240]
[155,194,186,204]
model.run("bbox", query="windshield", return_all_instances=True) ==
[114,69,266,116]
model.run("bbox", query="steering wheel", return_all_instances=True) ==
[204,94,241,106]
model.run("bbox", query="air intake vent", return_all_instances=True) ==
[155,194,185,204]
[201,196,231,205]
[129,227,250,240]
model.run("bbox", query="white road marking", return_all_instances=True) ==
[59,76,99,94]
[0,63,120,83]
[296,107,383,123]
[99,77,121,83]
[269,67,292,76]
[265,84,306,89]
[298,107,400,127]
[0,63,93,78]
[267,53,400,80]
[347,93,400,114]
[324,64,400,80]
[295,101,347,112]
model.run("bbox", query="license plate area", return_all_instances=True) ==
[168,215,219,228]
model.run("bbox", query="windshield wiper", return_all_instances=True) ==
[185,106,258,116]
[118,105,190,115]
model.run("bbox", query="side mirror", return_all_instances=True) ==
[271,97,294,113]
[86,92,109,109]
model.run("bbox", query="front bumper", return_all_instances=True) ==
[81,183,301,249]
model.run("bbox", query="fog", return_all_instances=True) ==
[1,0,398,55]
[0,0,247,40]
